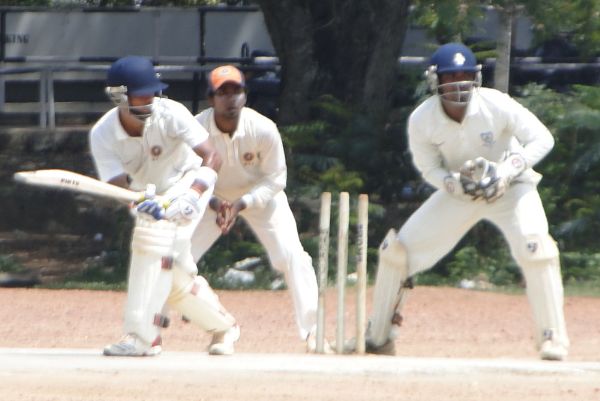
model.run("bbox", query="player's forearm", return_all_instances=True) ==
[519,130,554,168]
[240,170,286,209]
[193,142,222,172]
[190,145,221,195]
[201,150,222,172]
[511,100,555,168]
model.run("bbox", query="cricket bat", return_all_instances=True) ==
[13,169,146,204]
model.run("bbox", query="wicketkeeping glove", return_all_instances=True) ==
[471,154,527,203]
[458,159,486,199]
[164,188,202,224]
[443,172,481,201]
[441,157,491,201]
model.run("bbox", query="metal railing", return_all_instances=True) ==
[0,60,278,130]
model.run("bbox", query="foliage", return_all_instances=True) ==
[561,252,600,283]
[281,84,420,204]
[198,233,267,277]
[281,98,366,197]
[0,0,49,5]
[523,0,600,56]
[72,249,129,284]
[0,255,24,273]
[516,84,600,249]
[416,244,521,287]
[44,280,126,291]
[412,1,600,59]
[48,208,132,286]
[0,0,222,7]
[276,83,422,284]
[411,0,485,44]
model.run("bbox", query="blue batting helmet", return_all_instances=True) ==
[106,56,168,96]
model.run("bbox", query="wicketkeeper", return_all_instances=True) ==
[89,56,240,356]
[364,43,569,360]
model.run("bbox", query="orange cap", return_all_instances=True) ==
[209,65,245,92]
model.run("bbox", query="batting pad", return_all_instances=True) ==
[518,234,569,349]
[123,217,177,344]
[167,268,236,333]
[367,229,410,346]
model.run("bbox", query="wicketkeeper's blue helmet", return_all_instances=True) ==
[425,43,482,106]
[430,43,479,74]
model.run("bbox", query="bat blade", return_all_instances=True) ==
[13,169,143,204]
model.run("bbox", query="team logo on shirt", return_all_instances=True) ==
[511,156,525,170]
[151,145,162,159]
[480,131,495,147]
[242,152,255,165]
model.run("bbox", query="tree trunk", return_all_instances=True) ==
[256,0,411,125]
[494,8,514,93]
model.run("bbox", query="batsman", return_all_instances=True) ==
[89,56,240,356]
[365,43,569,360]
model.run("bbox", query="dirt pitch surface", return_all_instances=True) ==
[1,286,599,401]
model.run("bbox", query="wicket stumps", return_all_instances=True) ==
[316,192,368,354]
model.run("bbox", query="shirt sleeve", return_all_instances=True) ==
[241,121,287,209]
[504,94,554,167]
[407,114,449,190]
[89,124,125,182]
[169,101,210,149]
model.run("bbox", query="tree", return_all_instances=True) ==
[490,0,599,92]
[414,1,600,92]
[254,0,411,125]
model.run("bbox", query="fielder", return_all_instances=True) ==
[89,56,240,356]
[191,65,322,351]
[365,43,569,360]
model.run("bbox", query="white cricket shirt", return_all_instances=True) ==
[89,98,209,193]
[408,87,554,189]
[195,107,287,209]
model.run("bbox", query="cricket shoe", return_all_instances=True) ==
[539,329,568,361]
[330,335,397,356]
[103,333,162,357]
[321,337,369,355]
[208,324,240,356]
[353,316,402,355]
[335,320,400,355]
[365,339,396,356]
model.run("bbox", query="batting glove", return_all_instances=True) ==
[164,189,202,224]
[136,199,166,220]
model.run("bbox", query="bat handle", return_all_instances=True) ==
[145,184,157,199]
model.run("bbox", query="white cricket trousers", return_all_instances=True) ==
[396,182,568,348]
[191,191,318,340]
[398,183,551,274]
